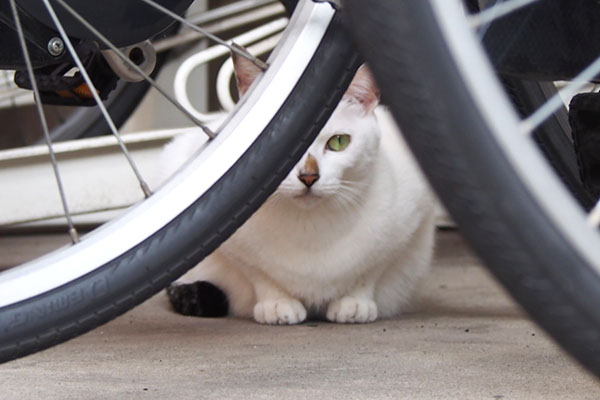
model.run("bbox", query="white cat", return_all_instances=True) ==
[161,53,436,325]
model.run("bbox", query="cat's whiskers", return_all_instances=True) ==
[269,176,369,214]
[340,179,367,196]
[315,181,364,213]
[339,179,369,188]
[337,189,362,212]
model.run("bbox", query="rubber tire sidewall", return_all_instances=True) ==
[346,0,600,376]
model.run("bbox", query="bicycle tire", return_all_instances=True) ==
[0,1,359,363]
[346,0,600,376]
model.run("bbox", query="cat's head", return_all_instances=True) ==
[233,49,381,209]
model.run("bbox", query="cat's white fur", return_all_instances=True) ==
[160,59,436,325]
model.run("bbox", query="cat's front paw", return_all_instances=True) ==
[326,296,378,324]
[254,298,307,325]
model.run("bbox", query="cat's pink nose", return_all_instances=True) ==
[298,173,319,188]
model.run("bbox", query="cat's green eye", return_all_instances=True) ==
[326,134,351,152]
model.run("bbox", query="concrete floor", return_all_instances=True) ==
[1,230,599,399]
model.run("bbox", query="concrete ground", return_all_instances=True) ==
[1,230,599,399]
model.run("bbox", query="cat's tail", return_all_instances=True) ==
[167,281,229,317]
[166,252,255,318]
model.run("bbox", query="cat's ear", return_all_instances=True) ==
[231,43,262,97]
[344,65,380,114]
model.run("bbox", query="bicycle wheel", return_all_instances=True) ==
[346,0,600,376]
[0,0,359,363]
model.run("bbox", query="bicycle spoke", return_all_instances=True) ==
[467,1,600,224]
[465,1,600,224]
[154,1,284,53]
[186,0,277,26]
[139,0,268,70]
[41,0,152,198]
[467,2,600,139]
[468,0,542,29]
[9,0,79,242]
[53,0,216,139]
[174,18,286,121]
[520,53,600,135]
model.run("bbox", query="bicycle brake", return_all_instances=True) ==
[13,41,119,106]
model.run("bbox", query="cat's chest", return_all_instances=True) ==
[219,197,419,282]
[223,210,358,268]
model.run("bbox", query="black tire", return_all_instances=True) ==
[0,7,360,363]
[346,0,600,376]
